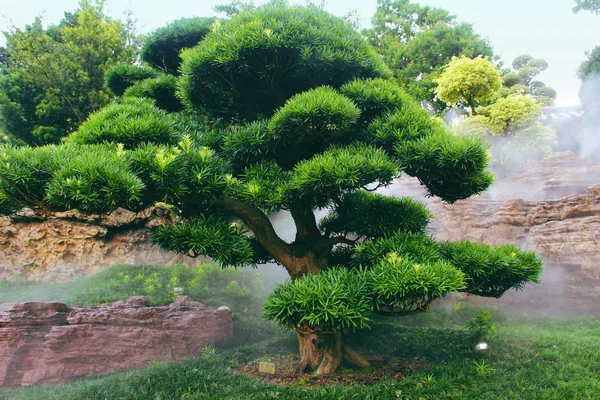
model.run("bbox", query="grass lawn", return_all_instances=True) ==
[1,295,598,399]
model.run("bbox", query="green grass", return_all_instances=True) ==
[0,264,266,313]
[0,264,275,347]
[1,302,598,400]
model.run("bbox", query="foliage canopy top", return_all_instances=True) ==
[178,4,391,122]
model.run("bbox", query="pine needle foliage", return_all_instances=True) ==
[104,63,159,96]
[153,216,256,266]
[141,17,216,75]
[124,75,184,112]
[69,98,178,148]
[178,4,390,121]
[319,192,431,239]
[263,268,373,332]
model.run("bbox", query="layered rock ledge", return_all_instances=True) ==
[0,296,233,387]
[0,207,178,281]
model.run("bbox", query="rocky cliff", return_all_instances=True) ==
[0,207,179,281]
[385,152,600,315]
[0,296,233,387]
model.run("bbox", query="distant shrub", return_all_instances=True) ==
[66,264,266,315]
[124,75,183,112]
[104,63,159,96]
[141,17,216,75]
[68,98,178,148]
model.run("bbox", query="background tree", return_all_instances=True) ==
[140,17,216,75]
[103,16,218,112]
[456,95,557,172]
[0,4,542,375]
[500,54,556,105]
[576,7,600,161]
[573,0,600,14]
[435,56,502,115]
[578,46,600,80]
[366,0,495,113]
[0,0,138,145]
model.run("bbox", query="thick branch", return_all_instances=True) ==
[289,204,322,244]
[221,197,295,269]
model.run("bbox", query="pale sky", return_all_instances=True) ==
[1,0,598,106]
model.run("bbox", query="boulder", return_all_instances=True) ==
[0,296,233,387]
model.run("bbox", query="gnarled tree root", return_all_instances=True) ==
[295,329,370,375]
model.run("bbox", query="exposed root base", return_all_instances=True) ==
[295,329,370,375]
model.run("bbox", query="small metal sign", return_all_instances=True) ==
[258,362,276,375]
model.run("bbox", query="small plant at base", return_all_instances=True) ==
[474,359,495,377]
[467,309,495,345]
[202,345,218,361]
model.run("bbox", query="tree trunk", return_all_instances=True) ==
[295,328,370,375]
[468,97,477,116]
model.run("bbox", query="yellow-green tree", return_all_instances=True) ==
[458,95,556,171]
[435,56,502,115]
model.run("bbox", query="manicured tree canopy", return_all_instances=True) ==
[178,5,391,121]
[104,63,159,96]
[141,17,216,75]
[123,74,183,112]
[0,4,542,376]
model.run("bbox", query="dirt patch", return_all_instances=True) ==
[238,354,425,386]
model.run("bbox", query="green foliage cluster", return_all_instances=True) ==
[269,87,360,141]
[339,78,415,127]
[288,144,398,208]
[367,255,465,315]
[0,0,138,144]
[319,192,431,239]
[499,55,556,106]
[69,98,178,148]
[140,17,216,75]
[264,268,372,332]
[435,56,502,114]
[153,216,257,267]
[440,241,543,297]
[264,232,541,333]
[456,95,557,170]
[578,46,600,81]
[178,4,390,121]
[104,63,159,96]
[352,231,542,298]
[0,143,144,214]
[124,74,183,112]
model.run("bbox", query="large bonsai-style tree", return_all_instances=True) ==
[0,4,542,375]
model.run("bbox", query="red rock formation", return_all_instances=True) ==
[0,296,233,387]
